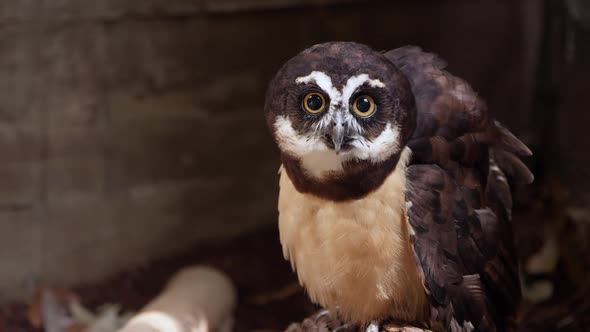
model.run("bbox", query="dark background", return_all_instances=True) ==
[0,0,588,331]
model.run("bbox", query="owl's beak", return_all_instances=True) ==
[332,114,345,154]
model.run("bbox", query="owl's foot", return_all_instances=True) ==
[382,327,430,332]
[332,323,353,332]
[284,308,350,332]
[365,321,380,332]
[381,323,433,332]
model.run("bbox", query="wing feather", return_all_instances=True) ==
[386,46,531,332]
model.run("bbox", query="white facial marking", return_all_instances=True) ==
[342,74,385,134]
[295,72,386,135]
[283,72,395,179]
[296,71,339,133]
[351,122,401,162]
[296,71,340,102]
[341,74,385,103]
[341,109,363,134]
[274,115,344,178]
[274,116,325,156]
[295,71,386,111]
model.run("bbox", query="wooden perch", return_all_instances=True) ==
[118,266,236,332]
[284,310,434,332]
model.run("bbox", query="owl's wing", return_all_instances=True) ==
[384,46,533,332]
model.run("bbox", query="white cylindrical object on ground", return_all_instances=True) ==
[118,266,237,332]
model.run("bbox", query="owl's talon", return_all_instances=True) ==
[332,323,352,332]
[314,309,331,320]
[365,321,380,332]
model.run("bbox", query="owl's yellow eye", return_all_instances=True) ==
[303,92,326,114]
[352,95,376,117]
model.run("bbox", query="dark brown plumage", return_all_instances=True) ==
[265,42,533,332]
[386,46,532,332]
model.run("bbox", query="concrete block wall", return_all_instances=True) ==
[0,0,540,301]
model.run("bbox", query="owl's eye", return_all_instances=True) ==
[352,95,376,117]
[303,92,326,114]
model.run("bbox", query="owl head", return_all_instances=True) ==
[265,42,416,200]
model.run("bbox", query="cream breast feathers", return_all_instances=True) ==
[277,148,427,324]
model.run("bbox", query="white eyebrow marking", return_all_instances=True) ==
[295,71,340,102]
[341,74,385,134]
[295,71,386,135]
[341,74,386,103]
[295,72,385,106]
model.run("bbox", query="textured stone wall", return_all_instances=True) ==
[0,0,540,301]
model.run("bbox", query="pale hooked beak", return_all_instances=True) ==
[331,112,345,154]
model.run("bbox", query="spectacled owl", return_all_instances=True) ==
[264,42,533,332]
